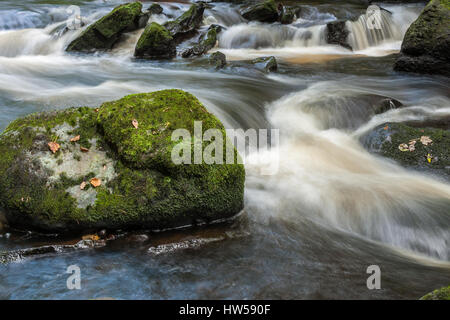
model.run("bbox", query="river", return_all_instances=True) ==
[0,0,449,299]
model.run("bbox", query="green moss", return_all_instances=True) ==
[134,22,175,58]
[379,123,449,168]
[0,90,245,233]
[420,285,450,300]
[66,2,143,52]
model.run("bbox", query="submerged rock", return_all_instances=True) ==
[164,3,206,42]
[394,0,450,76]
[0,90,245,233]
[420,285,450,300]
[373,98,404,115]
[134,22,176,59]
[252,56,278,72]
[209,51,227,69]
[325,20,352,50]
[182,25,222,58]
[362,122,450,177]
[66,2,145,52]
[241,0,279,23]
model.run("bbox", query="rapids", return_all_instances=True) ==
[0,0,448,299]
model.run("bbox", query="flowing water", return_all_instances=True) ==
[0,0,449,299]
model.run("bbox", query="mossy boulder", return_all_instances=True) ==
[325,20,352,50]
[164,3,206,42]
[394,0,450,76]
[0,90,245,233]
[420,285,450,300]
[209,51,227,69]
[280,7,296,24]
[134,22,176,59]
[362,122,450,178]
[241,0,279,23]
[181,25,222,58]
[66,2,145,52]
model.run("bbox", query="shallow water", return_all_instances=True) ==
[0,0,449,299]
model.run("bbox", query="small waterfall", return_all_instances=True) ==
[346,5,420,51]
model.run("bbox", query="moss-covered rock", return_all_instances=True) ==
[181,25,222,58]
[66,2,144,52]
[241,0,279,23]
[0,90,245,234]
[394,0,450,76]
[280,7,296,24]
[420,285,450,300]
[252,56,277,72]
[209,51,227,69]
[164,3,206,42]
[362,122,450,178]
[134,22,176,59]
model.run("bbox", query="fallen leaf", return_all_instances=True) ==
[82,234,100,241]
[48,141,60,154]
[420,136,432,146]
[103,165,107,170]
[80,146,89,152]
[398,143,409,152]
[80,181,86,190]
[94,108,99,113]
[427,153,432,164]
[90,178,101,188]
[132,119,139,129]
[70,135,80,142]
[383,125,389,130]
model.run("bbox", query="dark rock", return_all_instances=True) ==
[134,22,176,59]
[373,98,404,114]
[209,51,227,69]
[280,7,296,24]
[325,20,352,50]
[241,0,279,23]
[148,3,163,15]
[252,56,277,72]
[66,2,144,52]
[164,3,206,43]
[394,0,450,76]
[182,25,222,58]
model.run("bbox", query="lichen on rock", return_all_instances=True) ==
[0,90,245,233]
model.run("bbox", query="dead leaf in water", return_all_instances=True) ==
[90,178,101,188]
[80,181,86,190]
[132,119,139,129]
[80,146,89,152]
[48,141,60,154]
[82,234,100,241]
[70,135,80,142]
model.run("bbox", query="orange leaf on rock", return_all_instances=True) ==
[132,119,139,129]
[48,141,60,154]
[82,234,100,241]
[80,146,89,152]
[70,135,80,142]
[90,178,101,188]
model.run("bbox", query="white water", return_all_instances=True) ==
[0,2,448,263]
